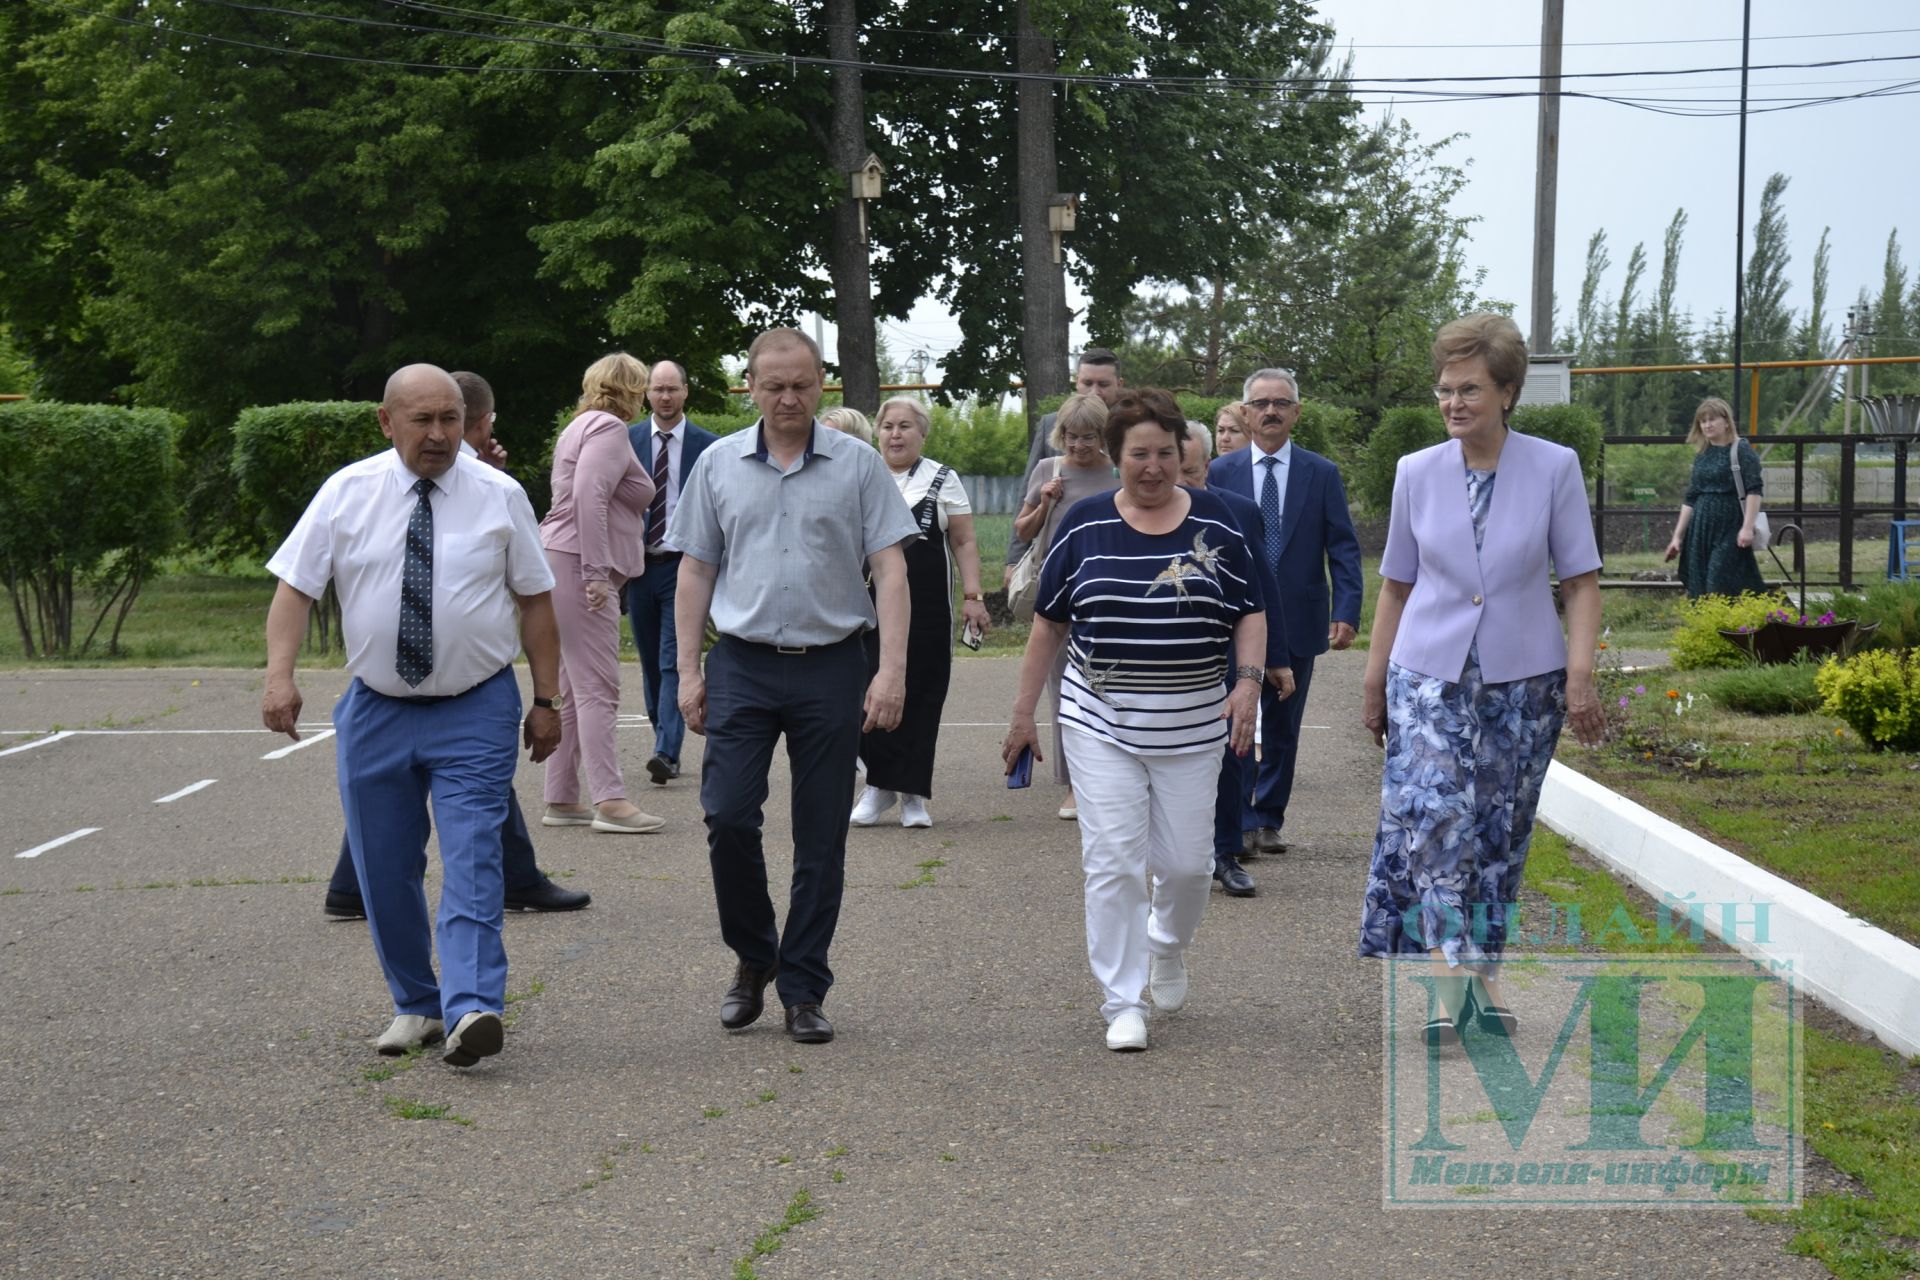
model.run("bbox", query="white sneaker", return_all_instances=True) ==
[1149,952,1189,1012]
[443,1010,504,1068]
[900,796,932,828]
[850,786,896,826]
[1058,805,1078,821]
[375,1014,444,1056]
[1106,1009,1148,1052]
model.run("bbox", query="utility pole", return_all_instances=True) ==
[1528,0,1564,353]
[1731,0,1753,431]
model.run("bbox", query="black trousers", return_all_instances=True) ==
[328,787,544,897]
[701,634,866,1006]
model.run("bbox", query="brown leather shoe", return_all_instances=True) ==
[784,1003,834,1044]
[720,961,777,1030]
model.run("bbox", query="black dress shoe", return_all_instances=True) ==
[784,1003,835,1044]
[504,877,591,912]
[645,753,679,785]
[720,961,778,1030]
[1213,855,1257,897]
[323,889,367,920]
[1244,826,1288,857]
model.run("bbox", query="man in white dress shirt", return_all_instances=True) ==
[262,364,563,1067]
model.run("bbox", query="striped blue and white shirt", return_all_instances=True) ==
[1035,489,1263,756]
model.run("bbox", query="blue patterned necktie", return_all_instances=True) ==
[645,431,670,549]
[396,477,435,687]
[1258,455,1283,567]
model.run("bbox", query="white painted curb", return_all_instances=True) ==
[1538,760,1920,1057]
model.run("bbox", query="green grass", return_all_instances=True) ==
[731,1189,822,1279]
[1529,825,1920,1277]
[383,1095,474,1126]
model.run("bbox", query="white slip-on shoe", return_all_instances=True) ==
[1149,952,1189,1012]
[1058,805,1078,821]
[542,805,593,827]
[849,786,896,827]
[591,808,665,834]
[443,1010,504,1068]
[900,796,933,829]
[375,1014,444,1056]
[1106,1009,1148,1052]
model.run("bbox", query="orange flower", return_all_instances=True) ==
[1667,689,1680,699]
[1597,641,1609,650]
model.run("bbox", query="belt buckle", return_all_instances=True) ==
[775,644,806,655]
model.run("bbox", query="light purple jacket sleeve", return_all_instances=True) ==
[1382,433,1600,685]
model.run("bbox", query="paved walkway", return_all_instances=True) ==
[0,656,1817,1277]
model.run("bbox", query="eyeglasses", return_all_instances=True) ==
[1432,384,1488,404]
[1244,398,1297,412]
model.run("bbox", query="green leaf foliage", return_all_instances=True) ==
[1828,580,1920,652]
[230,402,387,549]
[1510,402,1603,483]
[1669,593,1782,670]
[1353,405,1445,515]
[0,401,181,656]
[1693,659,1824,716]
[1816,651,1920,752]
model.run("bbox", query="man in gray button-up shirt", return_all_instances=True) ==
[670,327,918,1046]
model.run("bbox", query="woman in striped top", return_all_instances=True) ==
[1002,388,1267,1052]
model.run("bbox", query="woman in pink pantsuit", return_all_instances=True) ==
[540,353,664,834]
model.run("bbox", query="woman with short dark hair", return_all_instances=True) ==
[1003,388,1266,1053]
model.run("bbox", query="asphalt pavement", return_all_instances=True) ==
[0,657,1821,1278]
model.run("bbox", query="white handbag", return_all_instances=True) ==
[1730,439,1770,548]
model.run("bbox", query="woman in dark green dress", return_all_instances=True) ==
[1665,396,1765,598]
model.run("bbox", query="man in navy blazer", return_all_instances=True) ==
[1182,423,1294,898]
[625,360,718,785]
[1207,370,1362,856]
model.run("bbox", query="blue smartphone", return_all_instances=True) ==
[1007,745,1033,789]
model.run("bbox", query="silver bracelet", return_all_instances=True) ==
[1235,664,1264,683]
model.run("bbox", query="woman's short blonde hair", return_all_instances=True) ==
[1686,397,1736,452]
[820,406,874,444]
[875,396,931,435]
[1431,313,1528,415]
[1049,392,1110,452]
[579,352,650,421]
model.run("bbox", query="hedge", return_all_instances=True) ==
[231,401,388,546]
[0,401,182,656]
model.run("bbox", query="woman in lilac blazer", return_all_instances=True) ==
[1357,314,1606,1046]
[539,353,661,834]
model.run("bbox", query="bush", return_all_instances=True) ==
[230,402,387,547]
[1828,579,1920,652]
[697,409,758,437]
[1670,592,1783,670]
[1353,405,1446,514]
[1292,401,1361,465]
[1694,659,1824,715]
[1602,441,1694,505]
[0,401,182,656]
[1816,651,1920,751]
[927,403,1028,476]
[1510,402,1603,486]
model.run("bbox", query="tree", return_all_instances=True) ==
[824,0,880,412]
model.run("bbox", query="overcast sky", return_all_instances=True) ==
[858,0,1920,385]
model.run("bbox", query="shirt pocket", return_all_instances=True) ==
[438,529,509,605]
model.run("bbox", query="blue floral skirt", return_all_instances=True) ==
[1357,658,1567,968]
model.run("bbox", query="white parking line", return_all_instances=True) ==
[15,827,100,859]
[0,730,74,758]
[262,730,335,760]
[154,779,218,804]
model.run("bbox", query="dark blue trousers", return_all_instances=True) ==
[701,634,865,1007]
[328,788,542,897]
[1243,652,1316,835]
[624,556,686,765]
[334,667,518,1024]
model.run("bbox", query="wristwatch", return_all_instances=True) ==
[963,592,983,602]
[1235,665,1264,684]
[533,694,566,711]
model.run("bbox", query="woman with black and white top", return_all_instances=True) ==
[1002,388,1266,1052]
[850,396,991,829]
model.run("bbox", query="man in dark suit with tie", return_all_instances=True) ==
[1207,370,1362,857]
[1181,422,1293,897]
[626,359,718,785]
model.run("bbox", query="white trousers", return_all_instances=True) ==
[1062,728,1218,1022]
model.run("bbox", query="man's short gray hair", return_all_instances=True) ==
[1242,368,1300,402]
[1184,419,1213,458]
